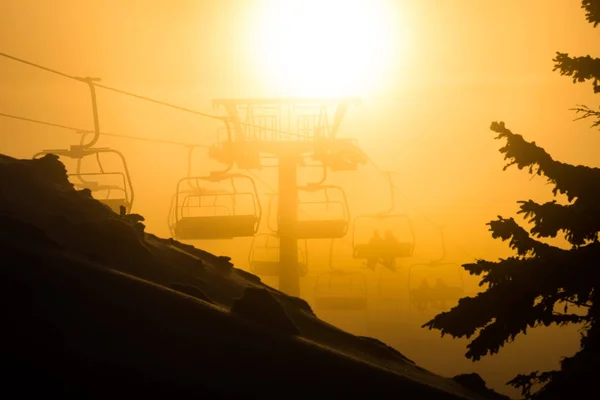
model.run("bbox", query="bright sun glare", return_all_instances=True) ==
[252,0,409,97]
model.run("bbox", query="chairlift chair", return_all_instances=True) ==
[408,262,465,312]
[407,227,465,312]
[351,170,414,270]
[352,214,415,263]
[313,238,369,310]
[169,172,262,240]
[71,172,131,213]
[294,184,350,239]
[313,269,368,311]
[33,145,135,214]
[32,76,134,214]
[248,233,308,277]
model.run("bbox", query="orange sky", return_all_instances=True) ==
[1,1,599,396]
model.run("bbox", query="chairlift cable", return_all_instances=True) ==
[0,51,311,138]
[0,51,78,81]
[0,111,210,148]
[0,51,224,122]
[0,112,87,132]
[1,51,477,260]
[93,82,225,122]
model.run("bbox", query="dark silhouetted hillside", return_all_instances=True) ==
[0,153,511,399]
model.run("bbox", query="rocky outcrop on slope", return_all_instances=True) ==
[231,287,300,335]
[453,374,512,400]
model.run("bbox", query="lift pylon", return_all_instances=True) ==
[207,98,368,297]
[209,98,368,171]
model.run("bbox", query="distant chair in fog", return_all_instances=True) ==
[364,230,383,270]
[382,230,400,271]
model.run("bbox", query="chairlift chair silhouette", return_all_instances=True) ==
[294,183,350,239]
[33,134,135,215]
[408,226,465,312]
[314,269,368,311]
[248,233,308,277]
[352,214,415,269]
[313,239,368,311]
[169,172,262,240]
[351,171,414,271]
[32,76,134,214]
[71,171,132,214]
[267,164,350,239]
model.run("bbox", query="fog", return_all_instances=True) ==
[1,0,598,396]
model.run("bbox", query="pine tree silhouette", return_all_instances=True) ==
[423,2,600,399]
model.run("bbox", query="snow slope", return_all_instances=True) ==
[0,153,509,399]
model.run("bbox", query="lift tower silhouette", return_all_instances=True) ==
[209,98,368,297]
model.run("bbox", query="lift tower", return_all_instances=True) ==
[209,98,368,297]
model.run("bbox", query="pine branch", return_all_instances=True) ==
[571,104,600,129]
[553,52,600,93]
[422,290,504,342]
[463,258,522,286]
[491,121,553,174]
[517,199,600,246]
[520,325,600,399]
[508,371,557,399]
[487,216,553,256]
[582,0,600,27]
[508,308,599,399]
[423,242,599,361]
[490,121,600,202]
[431,290,588,361]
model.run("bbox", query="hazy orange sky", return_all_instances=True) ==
[1,1,599,395]
[1,0,598,256]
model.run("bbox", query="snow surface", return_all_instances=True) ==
[0,153,510,399]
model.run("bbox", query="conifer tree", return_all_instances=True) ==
[555,0,600,127]
[423,1,600,398]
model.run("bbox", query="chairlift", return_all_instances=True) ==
[267,164,350,239]
[70,171,132,214]
[313,269,368,311]
[169,172,262,240]
[352,214,415,265]
[351,171,414,270]
[313,239,368,311]
[408,226,465,312]
[248,233,308,277]
[32,78,135,214]
[33,135,134,215]
[295,183,350,239]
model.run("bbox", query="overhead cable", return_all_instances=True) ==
[0,111,210,148]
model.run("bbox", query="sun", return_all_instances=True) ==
[250,0,411,97]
